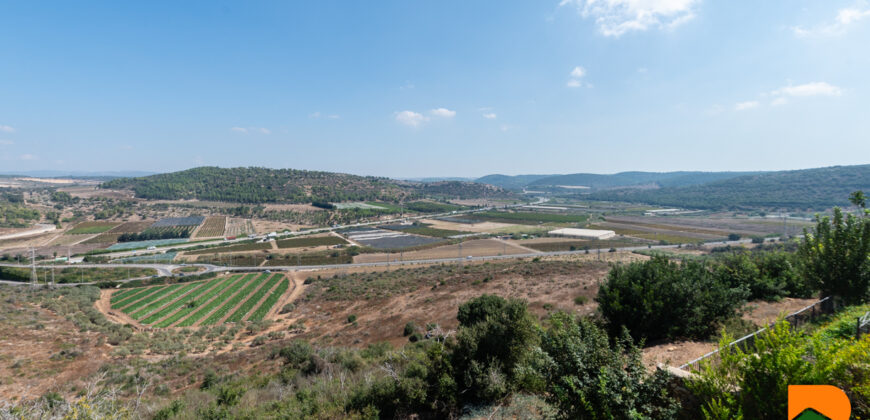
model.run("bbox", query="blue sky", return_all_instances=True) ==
[1,1,869,178]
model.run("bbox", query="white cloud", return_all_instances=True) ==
[735,101,759,111]
[770,97,788,106]
[19,153,37,160]
[483,113,498,119]
[395,110,428,127]
[231,126,272,134]
[772,82,842,97]
[429,108,456,118]
[0,125,14,133]
[561,0,699,37]
[567,65,590,88]
[793,7,870,37]
[0,139,13,146]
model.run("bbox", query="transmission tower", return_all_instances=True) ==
[30,248,37,286]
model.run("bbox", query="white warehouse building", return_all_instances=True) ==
[548,228,616,240]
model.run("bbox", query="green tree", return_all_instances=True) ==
[597,256,748,341]
[450,294,539,402]
[540,312,680,419]
[798,207,870,304]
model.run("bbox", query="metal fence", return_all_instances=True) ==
[679,297,834,372]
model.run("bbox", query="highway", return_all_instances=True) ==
[83,197,550,260]
[0,237,760,287]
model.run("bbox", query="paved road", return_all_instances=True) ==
[0,237,762,287]
[89,197,549,260]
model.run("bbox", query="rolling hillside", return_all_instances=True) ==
[587,165,870,210]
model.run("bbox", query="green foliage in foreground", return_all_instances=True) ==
[688,308,870,419]
[798,206,870,304]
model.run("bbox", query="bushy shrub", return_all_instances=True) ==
[541,312,680,419]
[597,256,749,341]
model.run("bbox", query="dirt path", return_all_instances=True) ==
[97,289,147,330]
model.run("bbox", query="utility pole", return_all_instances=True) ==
[30,248,37,286]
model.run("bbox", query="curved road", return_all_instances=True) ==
[0,237,761,287]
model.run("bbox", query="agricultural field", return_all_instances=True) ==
[107,273,290,328]
[341,228,442,250]
[275,235,347,249]
[380,223,470,238]
[224,218,254,237]
[353,238,532,263]
[133,225,196,240]
[521,238,644,252]
[113,252,177,263]
[82,221,153,244]
[193,216,226,238]
[184,241,272,256]
[467,210,588,225]
[151,216,205,227]
[106,238,188,251]
[65,221,120,235]
[332,202,389,210]
[107,221,153,233]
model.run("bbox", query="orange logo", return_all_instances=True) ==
[788,385,851,420]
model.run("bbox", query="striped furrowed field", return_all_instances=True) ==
[108,272,291,328]
[201,273,271,326]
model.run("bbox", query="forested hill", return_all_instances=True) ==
[587,164,870,210]
[528,171,762,189]
[475,171,761,190]
[101,167,408,203]
[100,167,515,204]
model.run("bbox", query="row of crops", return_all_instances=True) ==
[193,216,227,238]
[109,273,289,328]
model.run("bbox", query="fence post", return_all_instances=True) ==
[858,317,862,340]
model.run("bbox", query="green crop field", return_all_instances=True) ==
[175,274,255,327]
[248,278,289,321]
[130,282,201,320]
[468,211,588,225]
[200,273,270,325]
[185,241,272,255]
[120,284,187,315]
[154,275,241,327]
[140,278,225,324]
[111,285,169,309]
[275,236,347,249]
[106,272,291,328]
[66,221,120,234]
[224,274,281,322]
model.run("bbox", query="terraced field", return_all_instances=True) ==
[107,273,290,328]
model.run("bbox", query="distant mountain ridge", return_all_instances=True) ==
[588,165,870,210]
[474,171,762,190]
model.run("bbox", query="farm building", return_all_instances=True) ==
[548,228,616,240]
